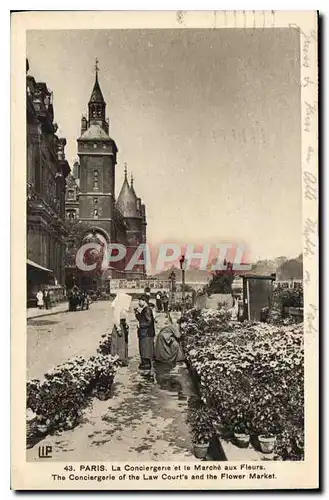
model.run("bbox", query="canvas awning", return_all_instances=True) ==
[27,259,53,274]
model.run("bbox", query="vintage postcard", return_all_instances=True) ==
[11,10,318,490]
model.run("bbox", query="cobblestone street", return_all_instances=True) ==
[27,301,114,380]
[27,301,197,461]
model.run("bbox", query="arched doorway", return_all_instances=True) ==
[78,227,111,293]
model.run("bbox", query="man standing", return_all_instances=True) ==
[162,292,169,313]
[43,289,50,310]
[156,291,162,312]
[135,295,155,370]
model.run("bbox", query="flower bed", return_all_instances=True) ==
[181,308,304,460]
[27,328,118,435]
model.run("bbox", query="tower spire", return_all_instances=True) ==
[94,57,99,81]
[130,172,134,187]
[124,163,128,180]
[87,57,107,130]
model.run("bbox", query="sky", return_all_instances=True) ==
[27,28,302,262]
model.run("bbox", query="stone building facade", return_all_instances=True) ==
[26,60,70,305]
[65,62,147,289]
[65,162,80,221]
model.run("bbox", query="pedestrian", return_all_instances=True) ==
[154,316,184,366]
[162,292,169,313]
[48,289,53,308]
[70,289,78,312]
[80,291,86,311]
[68,290,73,311]
[36,289,44,309]
[85,291,91,310]
[73,291,79,311]
[154,315,187,393]
[43,289,50,310]
[229,295,239,321]
[111,292,132,366]
[156,291,162,312]
[135,294,156,370]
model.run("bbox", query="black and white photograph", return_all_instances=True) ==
[11,10,318,490]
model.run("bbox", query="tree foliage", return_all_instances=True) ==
[208,260,235,294]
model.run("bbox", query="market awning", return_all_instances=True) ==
[27,259,53,273]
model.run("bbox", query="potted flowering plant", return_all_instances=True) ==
[255,409,282,454]
[233,421,251,448]
[187,403,213,459]
[258,433,277,454]
[92,354,118,400]
[97,332,112,355]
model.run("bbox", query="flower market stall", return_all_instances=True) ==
[181,308,304,461]
[27,328,118,439]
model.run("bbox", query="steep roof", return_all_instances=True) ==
[88,75,105,104]
[79,123,110,141]
[131,184,138,200]
[116,176,139,218]
[130,174,138,200]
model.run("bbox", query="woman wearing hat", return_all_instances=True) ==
[111,292,132,366]
[135,295,156,370]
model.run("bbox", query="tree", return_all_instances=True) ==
[277,257,303,281]
[208,260,235,294]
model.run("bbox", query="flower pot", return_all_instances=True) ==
[258,435,276,454]
[234,432,250,448]
[193,442,209,459]
[96,390,112,401]
[36,424,48,434]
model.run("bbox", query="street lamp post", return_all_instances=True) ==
[169,270,176,306]
[180,255,188,313]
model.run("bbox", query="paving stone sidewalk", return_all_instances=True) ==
[27,308,198,461]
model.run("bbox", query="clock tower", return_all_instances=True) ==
[77,59,118,244]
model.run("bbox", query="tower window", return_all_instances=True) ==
[94,198,98,205]
[93,170,99,190]
[67,189,75,200]
[93,209,98,219]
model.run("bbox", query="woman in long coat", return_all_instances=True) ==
[135,295,156,370]
[36,289,44,309]
[110,293,132,366]
[154,321,184,366]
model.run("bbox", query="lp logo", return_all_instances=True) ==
[38,445,52,458]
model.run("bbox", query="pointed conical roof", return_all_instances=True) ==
[130,173,138,200]
[116,166,139,218]
[89,73,105,104]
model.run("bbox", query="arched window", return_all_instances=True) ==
[67,210,76,220]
